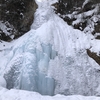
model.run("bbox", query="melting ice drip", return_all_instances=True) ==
[1,0,100,96]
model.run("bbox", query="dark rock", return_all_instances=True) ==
[83,2,93,12]
[87,49,100,65]
[56,0,84,14]
[96,36,100,39]
[73,21,87,31]
[95,21,100,33]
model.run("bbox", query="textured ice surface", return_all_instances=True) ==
[0,0,100,96]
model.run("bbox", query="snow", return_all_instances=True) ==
[0,76,6,88]
[0,21,16,39]
[64,3,100,35]
[0,87,100,100]
[0,0,100,98]
[72,5,99,26]
[90,40,100,56]
[0,40,13,50]
[36,0,42,2]
[35,0,58,8]
[0,21,11,36]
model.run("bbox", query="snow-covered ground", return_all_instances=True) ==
[0,87,100,100]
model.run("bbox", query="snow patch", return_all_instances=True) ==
[0,88,100,100]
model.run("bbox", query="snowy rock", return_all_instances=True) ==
[0,0,37,41]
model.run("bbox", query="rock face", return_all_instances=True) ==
[57,0,84,14]
[0,0,37,41]
[56,0,100,36]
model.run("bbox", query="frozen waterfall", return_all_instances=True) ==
[0,0,100,96]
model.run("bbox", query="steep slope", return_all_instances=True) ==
[0,0,100,96]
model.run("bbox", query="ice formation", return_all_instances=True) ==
[0,0,100,96]
[0,76,6,88]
